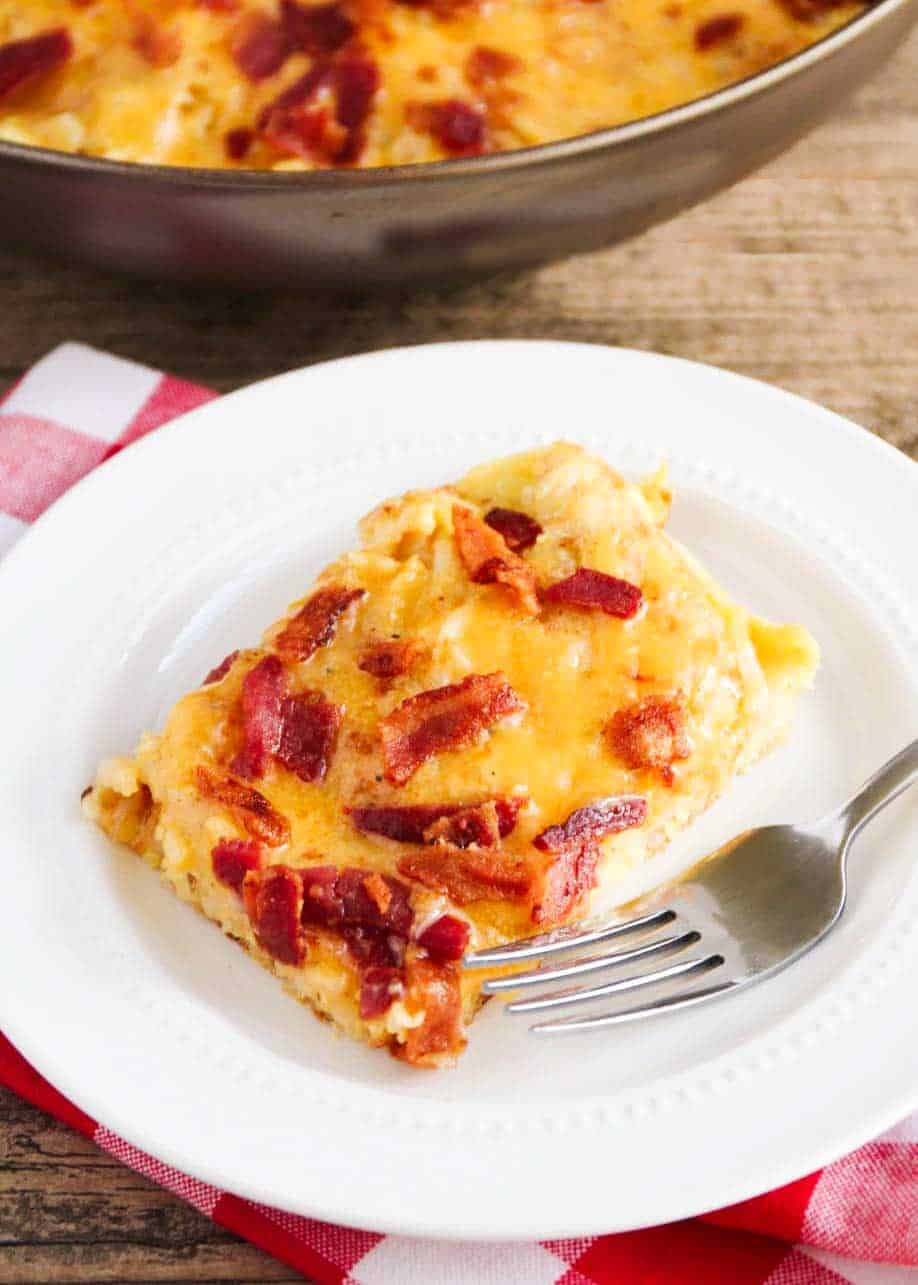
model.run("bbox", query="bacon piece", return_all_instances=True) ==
[212,838,262,893]
[465,45,522,90]
[360,965,403,1019]
[533,796,648,855]
[0,28,72,102]
[276,691,342,783]
[417,914,469,963]
[531,844,600,926]
[195,766,290,846]
[358,639,426,680]
[131,14,182,67]
[275,585,365,661]
[260,54,380,165]
[423,801,500,849]
[530,797,646,924]
[243,866,304,965]
[234,655,286,778]
[398,846,533,904]
[203,650,239,685]
[452,505,539,614]
[224,126,253,160]
[349,795,523,844]
[380,672,525,786]
[343,924,404,968]
[232,14,290,80]
[606,695,691,778]
[542,568,643,619]
[398,956,466,1066]
[694,13,743,47]
[281,0,354,54]
[483,506,542,553]
[406,99,485,155]
[300,865,414,937]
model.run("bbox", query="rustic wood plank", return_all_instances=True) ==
[0,25,915,1283]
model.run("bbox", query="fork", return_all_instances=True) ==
[463,739,918,1033]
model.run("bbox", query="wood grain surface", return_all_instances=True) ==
[1,28,916,1284]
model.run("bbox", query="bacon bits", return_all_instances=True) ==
[212,838,262,893]
[232,15,291,80]
[606,694,691,778]
[360,965,403,1019]
[417,914,470,963]
[379,672,526,786]
[260,54,380,165]
[398,956,466,1066]
[224,126,254,161]
[542,568,643,619]
[533,796,648,855]
[275,585,365,660]
[234,655,287,778]
[406,99,486,155]
[243,865,304,965]
[465,45,522,91]
[423,801,501,849]
[203,650,239,685]
[0,28,73,102]
[349,795,523,844]
[276,691,342,783]
[398,846,533,904]
[531,796,648,924]
[694,13,744,47]
[483,507,542,553]
[300,865,414,937]
[453,506,539,614]
[358,639,427,681]
[281,0,354,55]
[195,766,290,846]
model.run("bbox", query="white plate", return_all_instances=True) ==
[1,342,917,1241]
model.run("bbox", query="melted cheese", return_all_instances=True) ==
[1,0,864,168]
[86,443,817,1060]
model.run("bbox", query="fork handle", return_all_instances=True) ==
[831,738,918,845]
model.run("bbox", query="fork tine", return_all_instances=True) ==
[482,929,701,993]
[504,951,725,1013]
[463,908,677,968]
[530,978,737,1032]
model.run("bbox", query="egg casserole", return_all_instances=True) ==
[83,443,818,1067]
[1,0,865,169]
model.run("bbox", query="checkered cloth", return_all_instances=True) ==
[2,343,917,1284]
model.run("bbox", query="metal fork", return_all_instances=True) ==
[463,739,918,1033]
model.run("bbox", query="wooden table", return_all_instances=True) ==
[1,29,916,1283]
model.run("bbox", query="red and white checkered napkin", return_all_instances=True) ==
[2,343,917,1284]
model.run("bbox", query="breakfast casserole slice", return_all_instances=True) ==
[83,443,818,1067]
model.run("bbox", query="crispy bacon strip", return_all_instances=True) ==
[542,568,643,620]
[483,506,542,552]
[275,585,366,662]
[398,846,533,905]
[211,838,262,893]
[349,795,523,844]
[276,691,343,783]
[423,801,501,849]
[397,955,466,1066]
[531,795,648,924]
[417,914,470,963]
[0,28,73,102]
[531,845,600,926]
[234,655,286,778]
[195,766,290,846]
[452,506,539,615]
[358,639,427,680]
[533,796,648,854]
[243,866,304,965]
[606,694,691,780]
[203,650,239,685]
[300,865,414,937]
[380,672,525,786]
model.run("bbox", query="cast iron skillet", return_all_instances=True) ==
[0,0,913,288]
